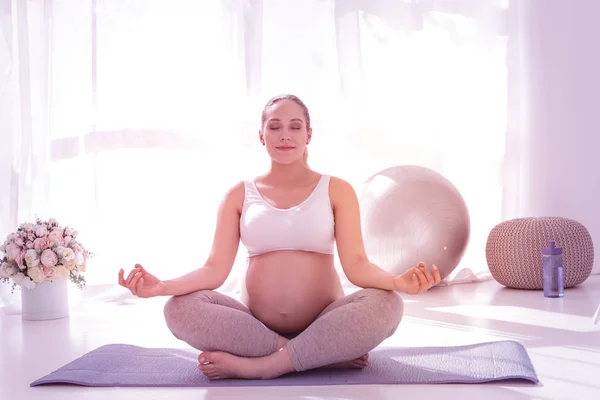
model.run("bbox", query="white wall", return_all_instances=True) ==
[507,0,600,273]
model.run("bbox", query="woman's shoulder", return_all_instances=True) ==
[227,180,247,193]
[327,174,355,192]
[218,180,247,213]
[326,175,359,208]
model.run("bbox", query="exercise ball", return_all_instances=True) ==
[359,165,470,280]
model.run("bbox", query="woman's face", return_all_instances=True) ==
[260,100,311,164]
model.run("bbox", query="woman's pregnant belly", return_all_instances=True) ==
[240,250,345,334]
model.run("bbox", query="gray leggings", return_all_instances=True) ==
[163,288,403,372]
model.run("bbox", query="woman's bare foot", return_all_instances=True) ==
[277,335,290,350]
[198,351,258,380]
[198,347,294,380]
[321,353,369,370]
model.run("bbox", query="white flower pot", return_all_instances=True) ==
[21,279,69,321]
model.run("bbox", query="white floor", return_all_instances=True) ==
[2,276,600,400]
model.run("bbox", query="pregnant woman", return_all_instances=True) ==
[118,94,441,380]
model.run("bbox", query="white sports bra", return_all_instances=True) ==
[239,175,335,257]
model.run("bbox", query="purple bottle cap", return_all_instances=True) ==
[543,240,562,255]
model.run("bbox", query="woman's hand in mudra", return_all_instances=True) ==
[393,262,441,295]
[118,264,165,298]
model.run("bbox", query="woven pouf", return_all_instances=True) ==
[486,217,594,289]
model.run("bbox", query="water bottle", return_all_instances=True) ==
[542,240,564,298]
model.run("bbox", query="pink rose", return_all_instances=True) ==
[40,249,58,267]
[21,223,35,232]
[27,266,45,283]
[7,244,22,261]
[33,238,48,251]
[35,225,49,238]
[16,250,25,269]
[24,249,40,268]
[47,230,62,246]
[26,241,34,249]
[15,237,25,247]
[0,261,17,278]
[65,227,74,236]
[42,266,55,278]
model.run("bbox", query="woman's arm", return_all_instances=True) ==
[329,177,440,294]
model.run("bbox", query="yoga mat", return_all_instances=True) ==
[31,340,539,387]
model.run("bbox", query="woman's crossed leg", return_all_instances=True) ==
[163,288,403,379]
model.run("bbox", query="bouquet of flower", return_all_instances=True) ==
[0,217,92,291]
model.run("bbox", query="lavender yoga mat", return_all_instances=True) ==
[31,340,539,387]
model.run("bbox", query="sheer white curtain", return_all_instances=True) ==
[0,0,53,305]
[1,0,509,302]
